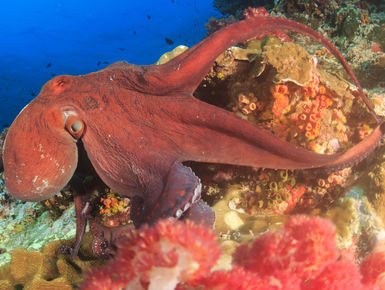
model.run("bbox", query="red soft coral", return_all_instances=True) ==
[360,248,385,289]
[233,215,338,283]
[81,260,135,290]
[82,215,385,289]
[302,260,363,290]
[81,220,221,290]
[177,267,271,290]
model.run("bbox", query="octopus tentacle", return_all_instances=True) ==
[148,17,377,121]
[155,96,383,171]
[142,162,205,224]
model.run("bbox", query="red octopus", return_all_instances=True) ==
[1,16,383,258]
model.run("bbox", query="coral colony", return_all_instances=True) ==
[80,216,385,290]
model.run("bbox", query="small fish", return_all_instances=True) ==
[165,38,174,45]
[133,30,137,35]
[46,63,52,68]
[147,14,151,20]
[119,48,125,51]
[97,61,101,66]
[103,61,109,64]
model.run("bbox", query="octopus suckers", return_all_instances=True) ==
[175,209,183,218]
[192,183,202,203]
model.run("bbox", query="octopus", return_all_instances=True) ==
[1,16,383,258]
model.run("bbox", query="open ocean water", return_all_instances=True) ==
[0,0,220,128]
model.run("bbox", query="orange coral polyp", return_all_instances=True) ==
[309,114,317,123]
[317,178,326,187]
[299,113,307,121]
[272,84,289,94]
[305,131,315,139]
[249,103,257,110]
[273,92,283,99]
[238,93,250,105]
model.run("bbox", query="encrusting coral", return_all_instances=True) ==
[81,216,385,289]
[0,233,105,289]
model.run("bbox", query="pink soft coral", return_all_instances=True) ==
[81,220,221,290]
[360,248,385,289]
[302,260,363,290]
[82,215,385,289]
[177,267,271,290]
[233,215,339,282]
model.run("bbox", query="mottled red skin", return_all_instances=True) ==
[1,17,383,257]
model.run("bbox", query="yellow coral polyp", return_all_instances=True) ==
[358,124,372,140]
[99,191,129,216]
[280,170,289,182]
[319,85,326,95]
[272,84,289,95]
[217,72,224,79]
[305,130,316,140]
[269,181,278,191]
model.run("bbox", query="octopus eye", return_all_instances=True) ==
[65,115,85,139]
[71,121,83,133]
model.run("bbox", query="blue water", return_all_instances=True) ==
[0,1,220,127]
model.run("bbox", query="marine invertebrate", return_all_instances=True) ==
[81,220,221,290]
[227,169,307,215]
[290,100,324,140]
[2,16,382,258]
[81,216,385,289]
[271,84,290,118]
[0,233,104,289]
[179,267,270,290]
[360,247,385,288]
[231,215,384,289]
[98,189,130,227]
[302,260,363,289]
[237,93,263,115]
[233,215,339,281]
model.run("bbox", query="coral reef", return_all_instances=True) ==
[211,1,385,91]
[190,34,371,234]
[81,216,385,289]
